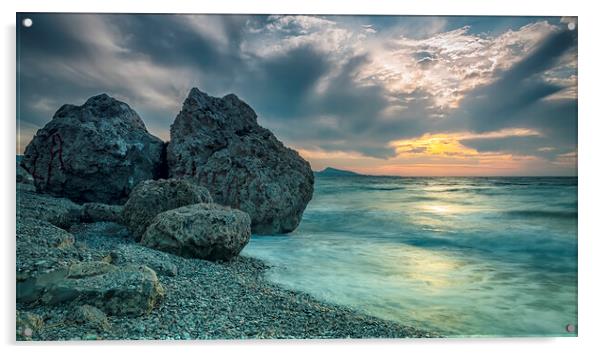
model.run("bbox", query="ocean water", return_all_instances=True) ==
[242,176,578,337]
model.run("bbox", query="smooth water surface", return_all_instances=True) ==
[242,176,577,337]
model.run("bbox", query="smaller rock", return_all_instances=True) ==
[67,261,117,279]
[16,310,43,341]
[42,263,165,316]
[71,305,111,331]
[16,159,34,185]
[17,182,36,192]
[16,218,81,303]
[110,245,178,277]
[81,203,123,223]
[141,203,251,261]
[17,184,82,229]
[122,178,213,240]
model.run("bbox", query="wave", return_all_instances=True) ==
[502,210,577,219]
[361,186,405,191]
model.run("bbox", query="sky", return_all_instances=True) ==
[16,14,578,176]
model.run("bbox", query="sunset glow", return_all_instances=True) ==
[17,15,577,176]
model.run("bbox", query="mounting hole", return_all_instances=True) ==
[566,324,575,333]
[22,18,33,28]
[568,22,576,31]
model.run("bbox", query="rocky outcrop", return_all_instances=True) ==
[167,88,314,234]
[20,94,165,205]
[141,203,251,261]
[17,216,165,316]
[81,203,123,223]
[17,184,83,229]
[122,178,213,241]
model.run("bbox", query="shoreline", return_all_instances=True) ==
[18,221,437,340]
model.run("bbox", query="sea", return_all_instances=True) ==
[242,175,578,337]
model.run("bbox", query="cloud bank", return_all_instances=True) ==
[17,14,577,175]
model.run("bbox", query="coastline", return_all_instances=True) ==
[18,221,436,340]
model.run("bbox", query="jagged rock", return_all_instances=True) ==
[21,93,165,204]
[122,178,212,240]
[167,88,314,234]
[70,305,111,331]
[17,184,82,229]
[81,203,123,223]
[141,203,251,261]
[16,311,43,341]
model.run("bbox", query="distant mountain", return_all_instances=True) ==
[314,167,363,177]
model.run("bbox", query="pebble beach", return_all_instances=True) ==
[20,222,435,340]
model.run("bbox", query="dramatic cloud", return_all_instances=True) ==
[16,14,577,175]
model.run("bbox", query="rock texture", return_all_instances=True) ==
[122,178,213,240]
[110,244,178,277]
[20,94,165,204]
[16,216,164,316]
[16,157,34,185]
[16,311,44,341]
[43,263,165,316]
[16,217,85,304]
[141,204,251,261]
[81,203,123,223]
[167,88,314,234]
[17,184,83,229]
[70,305,111,331]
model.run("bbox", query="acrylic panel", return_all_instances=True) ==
[16,13,578,340]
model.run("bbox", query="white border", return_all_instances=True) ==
[3,1,601,354]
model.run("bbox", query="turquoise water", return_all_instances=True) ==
[242,176,578,337]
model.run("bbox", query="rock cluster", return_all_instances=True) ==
[20,94,165,205]
[121,178,212,241]
[17,89,315,337]
[17,187,165,318]
[167,88,314,234]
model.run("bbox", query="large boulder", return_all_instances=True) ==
[141,203,251,261]
[122,178,213,240]
[167,88,314,234]
[20,93,165,204]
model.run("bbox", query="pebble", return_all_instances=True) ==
[19,222,437,340]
